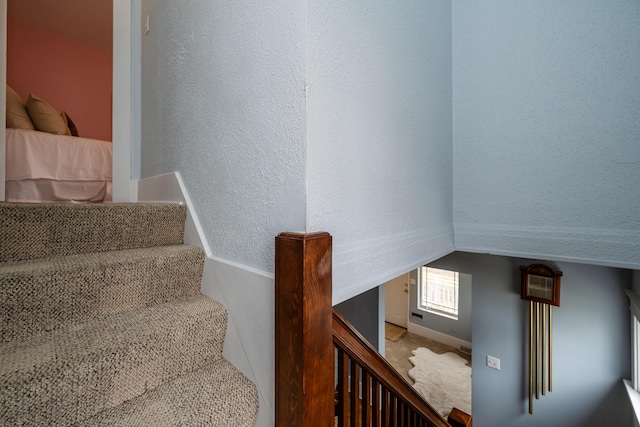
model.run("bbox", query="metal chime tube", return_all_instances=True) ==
[529,301,534,414]
[542,303,546,396]
[529,302,554,414]
[534,302,540,399]
[529,301,533,414]
[549,306,553,392]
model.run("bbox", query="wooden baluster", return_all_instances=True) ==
[372,378,380,427]
[363,370,371,426]
[381,386,389,427]
[389,394,396,427]
[350,360,360,426]
[337,349,349,426]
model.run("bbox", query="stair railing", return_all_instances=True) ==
[333,308,451,427]
[275,232,471,427]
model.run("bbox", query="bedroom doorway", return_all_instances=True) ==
[1,0,134,202]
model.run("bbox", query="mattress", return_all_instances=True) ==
[5,128,112,203]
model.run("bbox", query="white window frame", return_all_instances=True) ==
[418,266,459,320]
[624,289,640,427]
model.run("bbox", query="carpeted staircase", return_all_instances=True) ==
[0,203,258,426]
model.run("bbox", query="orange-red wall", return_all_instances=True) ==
[7,19,112,141]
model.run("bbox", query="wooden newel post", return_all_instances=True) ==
[275,232,333,427]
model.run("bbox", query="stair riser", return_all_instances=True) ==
[0,246,205,342]
[0,203,187,262]
[0,298,227,426]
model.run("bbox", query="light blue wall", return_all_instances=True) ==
[453,0,640,269]
[441,252,632,427]
[307,0,454,304]
[140,0,306,273]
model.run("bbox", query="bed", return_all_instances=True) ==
[5,128,112,203]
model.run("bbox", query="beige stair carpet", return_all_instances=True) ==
[0,245,204,342]
[80,359,259,427]
[0,203,187,262]
[0,202,258,426]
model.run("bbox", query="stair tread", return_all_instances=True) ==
[0,295,228,426]
[0,244,203,271]
[80,358,259,427]
[0,202,187,262]
[1,245,205,342]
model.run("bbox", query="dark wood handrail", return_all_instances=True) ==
[333,309,452,427]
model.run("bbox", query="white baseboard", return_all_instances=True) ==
[407,322,472,353]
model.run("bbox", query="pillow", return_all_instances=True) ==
[61,111,79,136]
[6,85,35,130]
[26,93,70,135]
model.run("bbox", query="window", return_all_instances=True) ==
[624,289,640,426]
[626,289,640,391]
[418,267,459,319]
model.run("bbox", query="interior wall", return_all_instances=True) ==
[335,287,380,350]
[307,0,454,304]
[139,0,306,274]
[7,19,112,141]
[439,251,632,427]
[452,0,640,270]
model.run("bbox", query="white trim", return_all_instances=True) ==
[137,172,273,279]
[378,284,385,357]
[112,0,133,202]
[407,321,472,352]
[138,172,209,254]
[624,380,640,427]
[0,0,6,201]
[626,290,640,324]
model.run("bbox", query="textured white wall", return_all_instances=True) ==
[453,0,640,269]
[307,0,454,303]
[140,0,306,272]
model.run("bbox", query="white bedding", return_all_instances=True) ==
[6,128,112,203]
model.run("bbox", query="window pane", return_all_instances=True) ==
[419,267,459,319]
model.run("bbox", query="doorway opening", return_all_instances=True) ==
[383,265,472,418]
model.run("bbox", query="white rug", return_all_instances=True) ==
[407,347,472,418]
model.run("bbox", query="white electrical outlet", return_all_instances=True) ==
[487,355,501,370]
